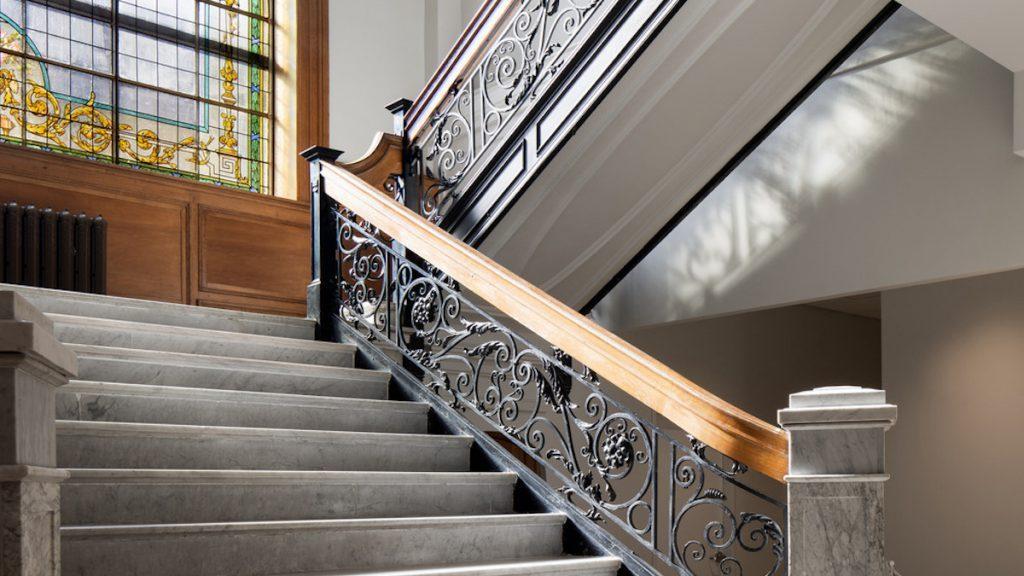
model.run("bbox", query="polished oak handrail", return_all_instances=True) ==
[405,0,518,141]
[320,162,789,482]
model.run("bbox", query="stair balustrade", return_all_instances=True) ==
[400,0,687,244]
[306,148,900,576]
[307,149,792,575]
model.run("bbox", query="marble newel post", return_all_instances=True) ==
[0,291,77,575]
[778,386,897,576]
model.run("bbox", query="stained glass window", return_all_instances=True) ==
[0,0,272,194]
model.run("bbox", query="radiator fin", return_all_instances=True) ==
[1,202,107,294]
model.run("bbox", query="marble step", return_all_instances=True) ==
[57,381,429,433]
[320,556,621,575]
[62,469,517,525]
[52,314,355,366]
[57,421,472,472]
[2,283,315,338]
[61,514,567,576]
[71,344,390,399]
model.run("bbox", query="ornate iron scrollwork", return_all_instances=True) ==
[329,195,786,575]
[415,0,606,223]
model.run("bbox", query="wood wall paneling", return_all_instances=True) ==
[0,0,328,316]
[198,206,308,306]
[0,144,309,315]
[293,0,331,202]
[0,146,189,303]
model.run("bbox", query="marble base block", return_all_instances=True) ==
[0,466,68,576]
[779,386,897,576]
[0,291,76,576]
[788,480,887,576]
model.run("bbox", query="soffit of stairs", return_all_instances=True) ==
[477,0,889,310]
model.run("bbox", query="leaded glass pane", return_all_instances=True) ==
[206,0,267,19]
[198,3,269,113]
[0,51,26,143]
[23,61,114,160]
[118,82,198,176]
[0,0,272,194]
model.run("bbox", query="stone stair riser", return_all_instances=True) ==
[62,472,515,524]
[57,424,472,472]
[61,515,565,576]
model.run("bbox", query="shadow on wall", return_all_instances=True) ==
[593,11,961,331]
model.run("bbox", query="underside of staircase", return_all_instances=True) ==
[8,284,620,576]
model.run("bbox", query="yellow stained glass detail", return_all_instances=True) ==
[0,1,271,194]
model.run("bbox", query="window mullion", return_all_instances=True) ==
[19,0,27,145]
[112,0,120,164]
[195,0,201,182]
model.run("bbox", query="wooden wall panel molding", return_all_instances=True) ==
[0,143,309,316]
[294,0,330,202]
[195,296,306,316]
[197,205,308,305]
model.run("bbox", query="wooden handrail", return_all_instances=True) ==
[320,162,790,482]
[405,0,518,141]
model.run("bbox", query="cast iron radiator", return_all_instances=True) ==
[0,202,107,294]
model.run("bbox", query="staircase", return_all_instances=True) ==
[7,284,620,576]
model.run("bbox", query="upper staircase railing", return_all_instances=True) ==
[404,0,517,144]
[309,153,789,576]
[400,0,686,242]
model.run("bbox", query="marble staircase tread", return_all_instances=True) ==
[303,556,622,575]
[62,469,518,525]
[58,381,429,433]
[50,313,355,366]
[57,421,473,472]
[60,514,567,576]
[69,344,390,399]
[2,283,315,338]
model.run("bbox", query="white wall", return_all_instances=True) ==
[593,10,1024,332]
[328,0,480,157]
[899,0,1024,71]
[620,305,881,424]
[425,0,482,75]
[882,268,1024,574]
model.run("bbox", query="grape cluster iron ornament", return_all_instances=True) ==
[329,195,787,575]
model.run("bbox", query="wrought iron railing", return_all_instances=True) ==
[309,154,787,576]
[410,0,617,224]
[399,0,689,249]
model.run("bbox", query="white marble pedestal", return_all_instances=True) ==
[779,386,897,576]
[0,291,77,576]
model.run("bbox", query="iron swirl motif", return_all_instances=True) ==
[418,0,604,223]
[330,200,786,575]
